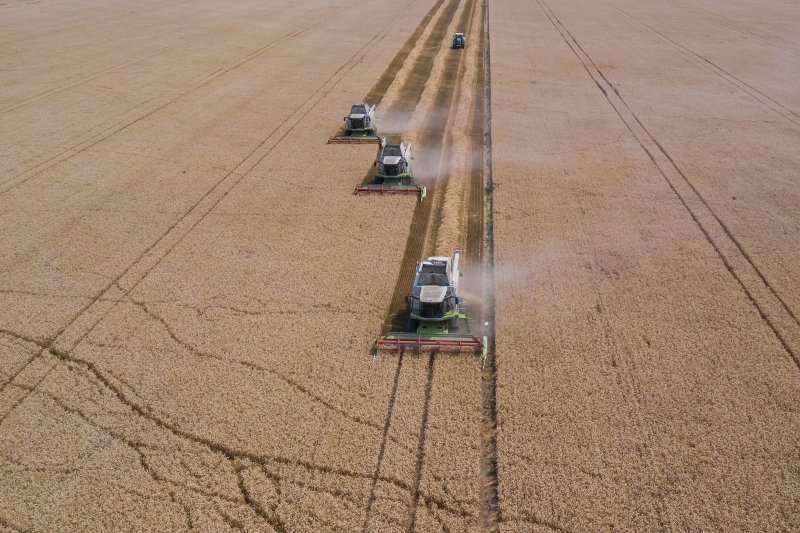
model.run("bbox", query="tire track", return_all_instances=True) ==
[0,0,195,46]
[0,42,182,115]
[534,0,800,362]
[0,11,331,195]
[0,2,413,415]
[10,354,469,519]
[463,14,486,271]
[423,0,479,257]
[593,6,800,333]
[407,351,436,532]
[670,0,800,56]
[0,1,287,116]
[134,302,415,452]
[530,0,799,528]
[607,2,800,127]
[361,350,404,533]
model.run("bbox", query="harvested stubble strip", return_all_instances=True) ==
[434,0,485,255]
[375,0,453,110]
[378,0,464,143]
[415,0,479,260]
[364,0,448,107]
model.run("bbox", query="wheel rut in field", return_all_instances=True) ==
[0,42,182,116]
[422,0,478,258]
[535,0,800,369]
[407,351,437,532]
[607,2,800,127]
[0,6,336,195]
[0,1,309,116]
[670,0,800,56]
[0,1,419,421]
[361,350,405,533]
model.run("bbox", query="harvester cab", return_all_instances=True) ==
[375,142,411,184]
[328,103,381,144]
[354,139,427,200]
[374,249,487,364]
[452,33,466,49]
[410,257,459,335]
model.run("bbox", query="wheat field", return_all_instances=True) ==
[1,0,799,531]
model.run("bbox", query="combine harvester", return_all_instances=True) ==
[355,139,426,200]
[374,249,487,366]
[328,103,381,144]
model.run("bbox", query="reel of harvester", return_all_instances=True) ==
[372,249,487,367]
[328,103,382,144]
[354,139,427,201]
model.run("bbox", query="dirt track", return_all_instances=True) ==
[1,0,799,531]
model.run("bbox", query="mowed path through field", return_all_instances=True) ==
[491,0,800,530]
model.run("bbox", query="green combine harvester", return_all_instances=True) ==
[355,139,426,200]
[374,249,486,366]
[328,103,381,144]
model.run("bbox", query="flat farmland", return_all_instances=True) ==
[491,0,800,531]
[1,0,799,531]
[1,0,489,530]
